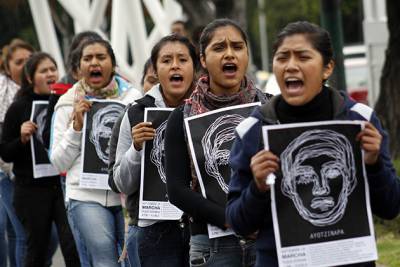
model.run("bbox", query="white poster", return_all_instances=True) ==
[185,103,260,238]
[80,99,125,189]
[139,108,183,220]
[30,101,59,178]
[263,120,377,267]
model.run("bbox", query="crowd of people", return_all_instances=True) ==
[0,18,399,267]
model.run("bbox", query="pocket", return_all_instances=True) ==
[189,243,214,267]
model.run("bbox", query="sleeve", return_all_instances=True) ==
[226,116,271,236]
[42,94,60,149]
[0,103,26,162]
[108,108,127,193]
[49,105,82,172]
[113,110,142,195]
[366,112,400,219]
[165,108,226,229]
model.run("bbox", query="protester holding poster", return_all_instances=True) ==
[165,19,270,266]
[226,21,400,267]
[112,35,198,266]
[50,39,140,266]
[0,52,79,266]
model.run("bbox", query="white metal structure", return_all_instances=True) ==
[28,0,184,87]
[362,0,388,105]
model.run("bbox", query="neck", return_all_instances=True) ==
[209,79,240,96]
[161,90,185,107]
[277,87,332,123]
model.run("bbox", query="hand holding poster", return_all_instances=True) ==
[185,103,260,238]
[139,108,183,220]
[263,121,377,267]
[80,99,125,189]
[30,101,59,178]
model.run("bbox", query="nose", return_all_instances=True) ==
[312,174,330,196]
[171,57,180,70]
[285,56,299,72]
[224,45,234,59]
[90,57,100,66]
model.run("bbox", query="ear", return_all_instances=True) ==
[200,54,207,69]
[323,60,335,80]
[27,76,33,84]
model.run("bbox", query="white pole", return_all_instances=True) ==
[28,0,65,76]
[258,0,269,71]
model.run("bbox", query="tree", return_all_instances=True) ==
[374,0,400,158]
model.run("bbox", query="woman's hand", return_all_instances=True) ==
[20,121,37,144]
[357,122,382,165]
[250,150,279,193]
[132,122,155,151]
[72,99,92,131]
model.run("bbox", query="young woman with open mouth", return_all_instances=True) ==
[111,34,198,267]
[164,19,270,267]
[226,21,400,267]
[49,39,140,267]
[0,52,79,267]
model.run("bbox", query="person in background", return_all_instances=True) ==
[171,20,189,37]
[50,39,141,267]
[0,52,79,267]
[113,34,198,267]
[42,31,103,267]
[164,19,269,267]
[0,39,33,267]
[226,21,400,267]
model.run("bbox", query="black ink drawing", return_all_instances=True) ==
[280,129,357,227]
[202,114,244,193]
[150,120,168,184]
[89,103,125,165]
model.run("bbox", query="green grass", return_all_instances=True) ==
[375,222,400,266]
[374,158,400,266]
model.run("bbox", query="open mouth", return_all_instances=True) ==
[46,80,56,85]
[222,63,238,74]
[285,78,304,90]
[90,70,103,78]
[310,197,334,212]
[169,74,183,83]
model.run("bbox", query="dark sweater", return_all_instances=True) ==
[0,92,60,187]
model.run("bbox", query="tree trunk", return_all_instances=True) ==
[375,0,400,157]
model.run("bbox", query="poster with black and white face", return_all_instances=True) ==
[80,100,125,190]
[185,102,260,238]
[30,101,59,178]
[139,108,183,220]
[263,121,377,267]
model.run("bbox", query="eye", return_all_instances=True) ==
[213,45,224,52]
[233,44,244,50]
[294,166,316,185]
[161,58,171,64]
[324,168,341,179]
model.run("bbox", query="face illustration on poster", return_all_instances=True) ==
[150,120,168,184]
[89,104,124,164]
[35,107,47,145]
[280,129,357,226]
[202,114,244,194]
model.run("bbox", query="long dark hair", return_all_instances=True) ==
[272,21,333,67]
[150,34,199,73]
[199,18,248,58]
[16,52,57,99]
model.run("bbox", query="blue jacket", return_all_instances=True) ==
[226,88,400,265]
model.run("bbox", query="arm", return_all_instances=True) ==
[0,102,27,162]
[49,105,82,172]
[165,108,226,229]
[108,108,128,193]
[113,111,142,195]
[226,117,271,236]
[365,115,400,219]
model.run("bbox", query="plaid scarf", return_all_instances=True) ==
[74,76,119,101]
[183,75,258,118]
